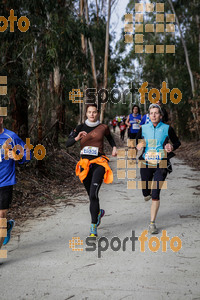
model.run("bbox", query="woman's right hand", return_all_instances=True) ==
[75,131,87,141]
[112,146,117,157]
[136,144,143,151]
[137,141,145,150]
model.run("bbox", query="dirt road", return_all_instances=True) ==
[1,154,200,300]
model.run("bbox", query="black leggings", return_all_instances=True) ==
[83,164,105,224]
[120,130,125,140]
[140,164,167,200]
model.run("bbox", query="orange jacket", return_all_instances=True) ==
[75,156,113,184]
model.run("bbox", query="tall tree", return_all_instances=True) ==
[100,0,112,122]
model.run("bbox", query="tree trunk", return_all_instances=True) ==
[80,0,86,54]
[175,109,179,136]
[100,0,111,123]
[36,69,42,144]
[85,0,98,91]
[54,66,61,144]
[10,78,28,140]
[80,0,87,122]
[168,0,199,139]
[10,87,18,133]
[96,0,99,25]
[167,0,195,97]
[196,14,200,68]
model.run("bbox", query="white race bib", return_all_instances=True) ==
[0,149,2,162]
[80,146,99,156]
[132,123,140,130]
[145,151,162,164]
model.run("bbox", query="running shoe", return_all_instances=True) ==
[148,223,159,234]
[144,195,151,201]
[89,223,97,237]
[3,219,15,245]
[97,209,105,227]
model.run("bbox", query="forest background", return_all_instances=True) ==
[0,0,199,221]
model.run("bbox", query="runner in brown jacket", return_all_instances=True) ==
[66,104,117,237]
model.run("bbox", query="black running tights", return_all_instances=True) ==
[83,164,105,224]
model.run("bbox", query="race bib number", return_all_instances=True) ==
[145,151,162,165]
[132,123,140,130]
[80,146,99,156]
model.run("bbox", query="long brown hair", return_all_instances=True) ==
[85,103,99,112]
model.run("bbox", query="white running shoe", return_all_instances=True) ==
[148,223,159,234]
[144,195,151,201]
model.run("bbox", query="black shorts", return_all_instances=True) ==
[129,133,137,139]
[0,186,13,210]
[140,164,167,200]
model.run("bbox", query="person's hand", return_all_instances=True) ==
[136,144,143,151]
[164,143,173,153]
[75,131,87,141]
[8,150,14,159]
[112,147,117,156]
[137,140,145,151]
[7,149,20,160]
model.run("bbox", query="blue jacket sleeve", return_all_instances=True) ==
[140,115,146,125]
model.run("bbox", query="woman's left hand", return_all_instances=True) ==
[112,147,117,156]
